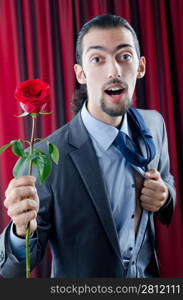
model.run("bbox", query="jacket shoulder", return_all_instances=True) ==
[137,108,163,122]
[46,122,70,144]
[136,108,165,132]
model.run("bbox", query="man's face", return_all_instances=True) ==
[74,27,145,124]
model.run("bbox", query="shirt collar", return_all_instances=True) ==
[81,102,130,151]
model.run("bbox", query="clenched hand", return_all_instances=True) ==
[4,176,39,237]
[140,168,169,212]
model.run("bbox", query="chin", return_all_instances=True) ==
[101,99,132,116]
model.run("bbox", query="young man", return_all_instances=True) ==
[0,14,175,278]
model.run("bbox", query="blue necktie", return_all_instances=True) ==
[113,107,156,169]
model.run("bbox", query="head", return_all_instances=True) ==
[73,14,145,126]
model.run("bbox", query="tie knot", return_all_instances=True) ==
[113,131,137,150]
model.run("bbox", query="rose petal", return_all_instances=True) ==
[15,79,50,113]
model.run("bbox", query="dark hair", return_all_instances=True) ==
[76,14,140,65]
[72,14,141,115]
[71,84,87,117]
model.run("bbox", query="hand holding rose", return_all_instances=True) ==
[0,79,59,278]
[4,176,39,238]
[140,168,169,212]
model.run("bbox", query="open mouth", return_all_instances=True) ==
[104,87,125,96]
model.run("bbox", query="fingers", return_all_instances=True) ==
[144,168,160,181]
[140,198,158,212]
[139,168,168,212]
[7,198,39,218]
[3,176,39,237]
[5,175,36,197]
[4,185,38,208]
[140,193,165,212]
[15,218,38,237]
[141,181,167,195]
[12,210,37,228]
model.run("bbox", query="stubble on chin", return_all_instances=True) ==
[100,97,133,117]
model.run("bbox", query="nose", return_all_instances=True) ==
[107,60,121,79]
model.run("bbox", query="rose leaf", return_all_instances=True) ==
[11,140,25,157]
[35,152,52,184]
[0,142,12,155]
[48,143,59,165]
[13,156,28,178]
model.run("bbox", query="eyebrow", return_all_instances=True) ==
[85,44,134,55]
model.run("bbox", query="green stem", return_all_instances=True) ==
[26,115,37,279]
[25,222,31,278]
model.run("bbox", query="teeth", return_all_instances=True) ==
[107,87,122,91]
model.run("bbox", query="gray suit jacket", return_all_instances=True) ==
[0,109,176,277]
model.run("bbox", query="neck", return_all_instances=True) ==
[87,102,123,128]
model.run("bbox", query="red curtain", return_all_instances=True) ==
[0,0,182,277]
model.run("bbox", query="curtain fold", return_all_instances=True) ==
[0,0,182,277]
[0,0,23,226]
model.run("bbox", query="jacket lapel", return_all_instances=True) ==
[68,113,122,262]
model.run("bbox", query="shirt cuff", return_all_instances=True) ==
[9,223,37,261]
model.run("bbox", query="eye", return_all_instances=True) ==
[90,56,101,63]
[118,53,132,62]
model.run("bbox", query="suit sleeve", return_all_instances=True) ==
[155,114,176,226]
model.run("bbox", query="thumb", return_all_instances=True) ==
[144,168,160,180]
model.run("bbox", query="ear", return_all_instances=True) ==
[74,64,86,84]
[137,56,146,79]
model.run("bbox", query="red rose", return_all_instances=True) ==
[15,79,50,113]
